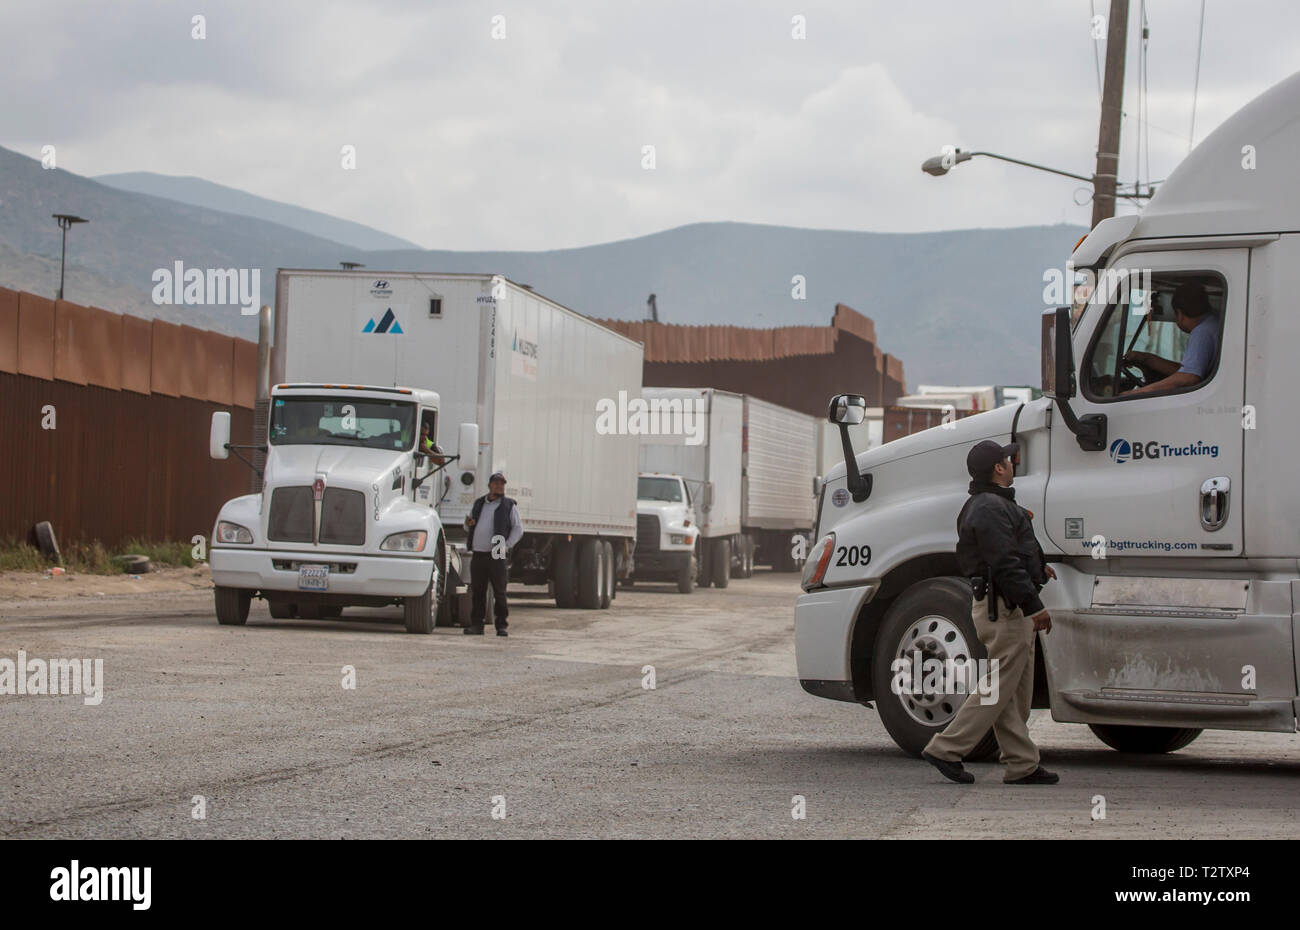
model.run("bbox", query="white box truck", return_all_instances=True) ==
[798,71,1300,758]
[207,271,642,631]
[634,388,745,591]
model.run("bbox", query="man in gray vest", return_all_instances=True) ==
[463,472,524,636]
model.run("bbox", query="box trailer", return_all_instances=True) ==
[742,395,819,573]
[635,388,744,590]
[207,270,642,632]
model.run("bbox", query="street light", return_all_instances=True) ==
[52,214,88,301]
[920,148,1154,204]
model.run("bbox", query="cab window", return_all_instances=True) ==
[1082,271,1225,401]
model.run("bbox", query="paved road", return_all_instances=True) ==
[2,572,1298,838]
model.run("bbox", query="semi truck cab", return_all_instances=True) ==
[797,70,1300,758]
[208,383,478,633]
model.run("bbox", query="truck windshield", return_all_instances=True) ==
[638,477,683,502]
[269,396,417,451]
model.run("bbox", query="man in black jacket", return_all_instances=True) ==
[921,440,1060,786]
[463,473,523,636]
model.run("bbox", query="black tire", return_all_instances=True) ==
[1088,724,1202,753]
[268,600,293,619]
[599,540,614,609]
[435,540,456,627]
[870,577,999,762]
[608,544,618,601]
[676,554,696,594]
[404,562,442,634]
[697,541,712,589]
[214,586,250,626]
[710,538,731,589]
[554,539,578,608]
[577,538,602,609]
[34,521,62,563]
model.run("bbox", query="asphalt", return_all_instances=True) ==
[2,572,1299,839]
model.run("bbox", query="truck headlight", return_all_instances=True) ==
[801,533,836,590]
[381,530,428,552]
[216,521,253,544]
[669,533,693,545]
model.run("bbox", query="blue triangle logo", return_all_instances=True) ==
[362,318,376,333]
[390,320,403,334]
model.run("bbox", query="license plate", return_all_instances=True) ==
[298,564,329,591]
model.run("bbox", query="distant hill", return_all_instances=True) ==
[0,145,1085,385]
[95,171,422,252]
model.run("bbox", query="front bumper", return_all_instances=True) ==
[210,547,433,597]
[634,548,692,574]
[794,584,876,700]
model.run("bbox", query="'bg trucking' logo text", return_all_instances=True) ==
[1109,438,1220,463]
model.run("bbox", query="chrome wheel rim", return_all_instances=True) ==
[893,614,974,727]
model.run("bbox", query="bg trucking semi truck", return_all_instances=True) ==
[798,71,1300,758]
[207,271,642,631]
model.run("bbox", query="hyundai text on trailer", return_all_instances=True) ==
[797,72,1300,757]
[207,271,643,631]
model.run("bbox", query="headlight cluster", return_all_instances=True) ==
[216,521,253,544]
[381,530,428,552]
[801,533,836,590]
[669,533,694,545]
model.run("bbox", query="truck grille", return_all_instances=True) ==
[319,488,365,545]
[267,486,366,545]
[636,514,660,552]
[268,486,313,543]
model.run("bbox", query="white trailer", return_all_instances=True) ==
[207,270,642,632]
[636,388,745,588]
[742,395,819,573]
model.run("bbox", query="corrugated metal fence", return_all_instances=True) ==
[0,286,258,547]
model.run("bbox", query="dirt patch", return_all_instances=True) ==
[0,563,213,601]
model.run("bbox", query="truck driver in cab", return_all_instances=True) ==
[1122,282,1218,396]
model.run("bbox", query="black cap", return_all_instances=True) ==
[489,472,507,484]
[966,440,1019,479]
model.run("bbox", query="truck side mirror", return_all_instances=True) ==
[458,422,479,488]
[1041,306,1107,451]
[826,393,872,503]
[701,481,714,509]
[828,394,867,424]
[210,412,231,460]
[1041,306,1075,398]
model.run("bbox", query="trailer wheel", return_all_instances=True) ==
[599,540,614,609]
[1088,725,1202,753]
[577,538,603,609]
[676,553,696,594]
[214,587,251,626]
[268,600,294,619]
[870,577,999,761]
[404,563,442,634]
[734,536,753,578]
[710,538,731,589]
[554,539,579,608]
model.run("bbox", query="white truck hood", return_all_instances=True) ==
[264,444,408,489]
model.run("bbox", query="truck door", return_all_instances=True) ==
[1044,249,1246,556]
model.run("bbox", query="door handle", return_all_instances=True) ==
[1200,477,1230,531]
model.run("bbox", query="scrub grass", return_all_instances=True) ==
[0,537,199,574]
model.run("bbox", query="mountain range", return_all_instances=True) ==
[0,146,1086,386]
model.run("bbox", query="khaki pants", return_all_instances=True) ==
[923,596,1040,781]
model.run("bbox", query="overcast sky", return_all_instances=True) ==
[3,0,1297,251]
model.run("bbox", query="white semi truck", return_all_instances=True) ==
[207,271,642,631]
[743,394,820,574]
[798,71,1300,757]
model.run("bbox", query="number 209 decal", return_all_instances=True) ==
[835,545,871,567]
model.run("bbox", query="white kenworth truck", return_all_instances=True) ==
[798,71,1300,759]
[208,271,642,631]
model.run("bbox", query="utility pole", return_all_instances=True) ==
[1091,0,1129,227]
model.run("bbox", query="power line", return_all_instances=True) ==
[1189,0,1207,152]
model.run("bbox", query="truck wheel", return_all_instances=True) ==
[697,541,712,588]
[1088,724,1202,753]
[599,540,614,609]
[710,538,731,588]
[214,587,251,626]
[870,577,999,762]
[436,541,456,627]
[554,539,579,608]
[577,538,602,609]
[268,600,294,619]
[676,554,696,594]
[404,563,442,634]
[734,536,752,578]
